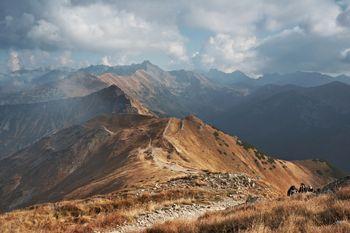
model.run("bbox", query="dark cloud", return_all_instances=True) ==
[337,9,350,27]
[0,13,35,49]
[0,0,60,50]
[257,29,350,74]
[1,0,350,74]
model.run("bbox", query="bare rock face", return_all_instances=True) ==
[0,85,152,159]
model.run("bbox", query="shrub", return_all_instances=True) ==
[213,131,219,138]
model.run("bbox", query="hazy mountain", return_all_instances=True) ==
[0,68,74,91]
[0,85,151,159]
[1,61,350,173]
[206,69,350,87]
[256,71,334,87]
[80,60,154,76]
[206,69,254,85]
[0,68,52,97]
[98,64,243,119]
[256,71,350,86]
[211,81,350,171]
[0,71,108,105]
[335,74,350,84]
[0,113,341,211]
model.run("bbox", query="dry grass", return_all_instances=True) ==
[0,188,211,233]
[146,187,350,233]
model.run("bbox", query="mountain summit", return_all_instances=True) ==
[0,85,151,159]
[0,113,342,211]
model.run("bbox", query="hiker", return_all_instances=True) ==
[307,185,314,193]
[287,185,298,196]
[299,183,307,193]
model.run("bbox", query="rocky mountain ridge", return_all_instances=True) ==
[0,85,151,159]
[0,113,343,211]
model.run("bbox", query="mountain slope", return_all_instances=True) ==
[79,60,154,76]
[206,69,256,88]
[99,66,242,119]
[0,72,108,105]
[257,71,333,87]
[0,85,151,159]
[0,114,342,211]
[211,81,350,171]
[206,69,350,87]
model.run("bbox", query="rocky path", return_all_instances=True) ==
[109,198,243,233]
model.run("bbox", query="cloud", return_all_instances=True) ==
[59,51,73,66]
[0,1,188,63]
[101,56,112,66]
[183,0,343,36]
[256,27,350,74]
[0,13,36,49]
[1,0,350,73]
[340,48,350,63]
[7,50,21,72]
[27,19,63,49]
[187,0,350,74]
[337,8,350,28]
[196,34,259,73]
[4,49,79,71]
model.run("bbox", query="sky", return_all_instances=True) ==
[1,0,350,75]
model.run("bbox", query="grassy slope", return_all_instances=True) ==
[146,186,350,233]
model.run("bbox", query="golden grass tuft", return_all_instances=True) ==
[0,188,211,233]
[145,187,350,233]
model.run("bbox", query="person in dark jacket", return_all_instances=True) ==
[307,185,314,192]
[299,183,307,193]
[287,185,298,196]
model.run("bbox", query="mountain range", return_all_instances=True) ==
[0,85,150,159]
[0,61,348,226]
[1,61,350,172]
[210,81,350,171]
[0,111,342,211]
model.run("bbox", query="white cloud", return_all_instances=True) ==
[2,0,350,73]
[187,0,350,74]
[183,0,343,36]
[47,1,188,61]
[340,48,350,63]
[101,56,112,66]
[197,34,260,73]
[27,19,62,47]
[0,1,188,66]
[7,50,21,72]
[59,51,73,66]
[5,49,78,71]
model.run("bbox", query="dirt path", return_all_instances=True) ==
[109,198,243,233]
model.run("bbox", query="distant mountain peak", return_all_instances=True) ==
[208,68,247,76]
[141,60,152,65]
[104,84,123,92]
[314,80,349,90]
[94,84,127,99]
[80,60,161,76]
[206,68,252,85]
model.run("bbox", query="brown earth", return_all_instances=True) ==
[0,113,343,212]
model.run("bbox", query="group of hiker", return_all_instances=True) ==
[287,183,318,196]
